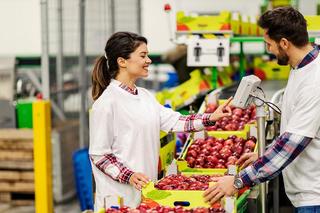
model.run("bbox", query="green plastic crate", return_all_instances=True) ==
[236,189,250,213]
[16,99,33,128]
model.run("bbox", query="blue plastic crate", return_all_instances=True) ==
[72,148,94,211]
[161,72,179,89]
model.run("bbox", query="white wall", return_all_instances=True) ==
[0,0,41,56]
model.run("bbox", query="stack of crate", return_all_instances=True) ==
[0,129,34,206]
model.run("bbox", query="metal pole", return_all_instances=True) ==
[79,0,88,148]
[256,99,267,213]
[56,0,64,112]
[110,0,116,33]
[40,0,50,100]
[25,71,66,121]
[137,0,142,34]
[239,42,245,78]
[273,176,279,213]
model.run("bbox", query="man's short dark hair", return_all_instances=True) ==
[258,6,309,47]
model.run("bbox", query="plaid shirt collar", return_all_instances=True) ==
[112,79,138,95]
[296,45,320,69]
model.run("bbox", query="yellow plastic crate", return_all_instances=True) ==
[159,132,176,173]
[142,173,236,212]
[254,57,290,80]
[176,11,231,32]
[305,15,320,31]
[207,124,251,139]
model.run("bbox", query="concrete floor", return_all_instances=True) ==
[0,199,81,213]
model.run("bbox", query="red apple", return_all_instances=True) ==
[215,163,226,168]
[196,157,205,166]
[224,139,234,147]
[186,156,196,167]
[244,140,256,150]
[248,136,257,143]
[219,147,232,160]
[206,155,219,165]
[189,144,200,152]
[216,138,225,144]
[233,108,243,116]
[187,149,198,158]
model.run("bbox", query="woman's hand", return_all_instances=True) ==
[209,97,233,121]
[236,152,258,169]
[129,173,150,190]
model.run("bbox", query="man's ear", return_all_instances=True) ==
[117,57,126,68]
[280,38,290,50]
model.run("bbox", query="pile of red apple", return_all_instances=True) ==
[185,135,257,169]
[105,204,225,213]
[154,174,222,191]
[205,103,256,131]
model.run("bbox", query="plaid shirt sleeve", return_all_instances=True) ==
[171,113,215,132]
[239,132,312,186]
[90,154,134,184]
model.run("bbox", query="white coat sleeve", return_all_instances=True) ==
[158,103,215,133]
[89,103,133,184]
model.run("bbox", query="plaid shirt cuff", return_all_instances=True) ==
[118,167,134,184]
[202,113,216,127]
[239,169,255,187]
[90,154,134,184]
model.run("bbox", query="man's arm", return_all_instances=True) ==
[203,132,312,205]
[239,132,312,186]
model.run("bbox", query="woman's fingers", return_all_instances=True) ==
[225,106,232,114]
[138,174,150,183]
[129,173,150,190]
[222,97,233,108]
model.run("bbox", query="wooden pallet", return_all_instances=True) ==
[0,192,34,206]
[0,181,34,193]
[0,171,34,182]
[0,150,33,161]
[0,160,33,170]
[0,129,35,206]
[0,129,33,141]
[0,129,33,170]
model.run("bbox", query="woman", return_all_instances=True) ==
[89,31,232,209]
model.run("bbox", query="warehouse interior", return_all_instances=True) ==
[0,0,320,213]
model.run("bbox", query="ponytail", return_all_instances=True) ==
[91,56,111,100]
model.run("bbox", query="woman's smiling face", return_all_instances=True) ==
[124,42,152,79]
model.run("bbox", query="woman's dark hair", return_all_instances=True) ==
[91,32,147,100]
[258,6,308,47]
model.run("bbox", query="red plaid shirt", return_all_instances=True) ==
[90,83,215,184]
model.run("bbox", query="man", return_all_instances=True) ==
[203,6,320,212]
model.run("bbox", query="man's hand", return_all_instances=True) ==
[210,97,233,121]
[203,175,237,204]
[236,152,258,169]
[129,173,150,190]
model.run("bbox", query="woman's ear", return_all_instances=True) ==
[280,38,289,50]
[117,57,127,68]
